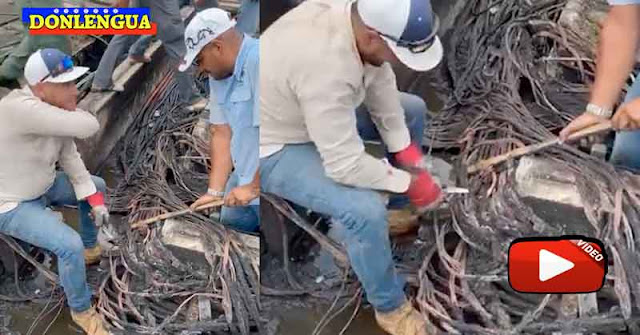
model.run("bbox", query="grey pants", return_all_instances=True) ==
[93,0,196,103]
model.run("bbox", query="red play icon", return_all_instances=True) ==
[508,236,607,293]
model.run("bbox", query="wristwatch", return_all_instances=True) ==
[586,103,613,119]
[207,188,225,197]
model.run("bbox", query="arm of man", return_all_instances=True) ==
[59,139,97,200]
[294,61,411,193]
[9,97,99,139]
[362,63,412,152]
[224,49,260,207]
[190,122,233,209]
[560,5,640,138]
[115,0,130,8]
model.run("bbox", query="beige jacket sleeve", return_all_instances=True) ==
[293,60,411,193]
[59,139,97,200]
[9,94,99,139]
[362,63,412,152]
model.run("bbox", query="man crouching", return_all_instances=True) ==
[0,49,110,335]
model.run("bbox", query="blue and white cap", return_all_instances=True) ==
[358,0,443,71]
[24,49,88,86]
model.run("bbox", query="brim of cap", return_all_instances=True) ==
[382,36,443,72]
[44,66,89,84]
[178,20,236,72]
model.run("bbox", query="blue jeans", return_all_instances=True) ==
[610,78,640,171]
[259,92,427,312]
[357,92,428,209]
[221,172,260,233]
[0,172,106,312]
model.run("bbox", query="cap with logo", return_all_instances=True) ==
[357,0,443,72]
[179,8,236,72]
[24,48,88,86]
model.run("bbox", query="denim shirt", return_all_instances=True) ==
[209,35,259,205]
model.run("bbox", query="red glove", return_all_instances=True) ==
[395,144,422,168]
[86,192,105,207]
[407,170,442,208]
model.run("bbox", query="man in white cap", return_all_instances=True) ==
[0,49,111,335]
[260,0,443,334]
[183,9,260,232]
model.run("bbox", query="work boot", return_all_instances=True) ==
[84,245,102,265]
[375,300,429,335]
[387,208,420,236]
[71,306,111,335]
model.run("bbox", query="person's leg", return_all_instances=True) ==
[220,173,260,232]
[236,0,260,36]
[261,144,406,312]
[128,35,154,58]
[43,172,106,248]
[0,200,92,312]
[93,34,137,89]
[143,0,197,103]
[610,79,640,171]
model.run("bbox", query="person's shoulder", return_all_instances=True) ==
[1,87,35,109]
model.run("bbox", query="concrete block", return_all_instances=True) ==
[160,219,260,275]
[514,157,595,235]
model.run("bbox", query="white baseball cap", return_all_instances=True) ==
[357,0,443,72]
[24,48,89,86]
[179,8,236,72]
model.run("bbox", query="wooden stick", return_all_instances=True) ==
[468,121,613,174]
[130,199,225,229]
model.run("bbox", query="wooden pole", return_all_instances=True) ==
[468,121,613,174]
[130,199,225,229]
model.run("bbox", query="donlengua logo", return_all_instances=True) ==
[23,8,157,35]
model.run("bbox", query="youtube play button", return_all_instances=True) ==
[509,236,607,293]
[538,249,574,282]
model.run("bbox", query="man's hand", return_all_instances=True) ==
[612,98,640,131]
[225,184,259,207]
[86,192,110,227]
[559,112,609,142]
[92,205,110,227]
[406,170,442,209]
[190,193,222,210]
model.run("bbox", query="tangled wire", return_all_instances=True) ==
[416,0,640,333]
[102,66,263,334]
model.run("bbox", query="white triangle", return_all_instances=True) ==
[539,249,575,282]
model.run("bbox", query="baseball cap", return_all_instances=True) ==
[179,8,236,72]
[357,0,443,72]
[24,48,88,86]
